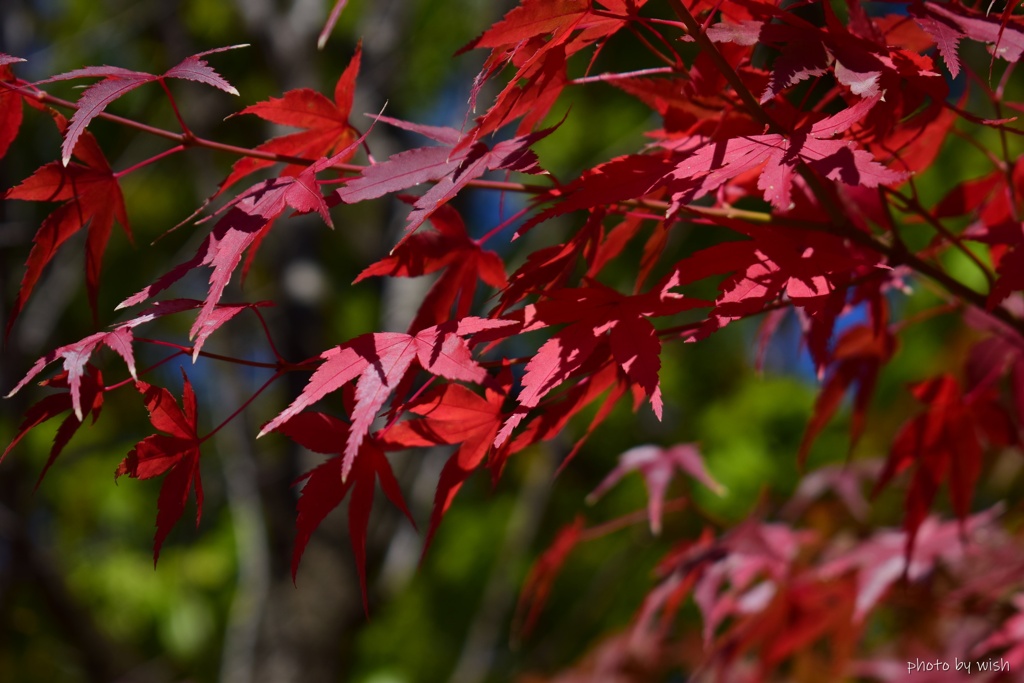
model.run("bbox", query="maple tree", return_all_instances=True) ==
[4,0,1024,680]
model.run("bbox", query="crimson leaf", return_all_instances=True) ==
[116,371,203,564]
[260,317,516,480]
[219,44,361,192]
[273,411,413,613]
[5,113,131,332]
[380,378,508,556]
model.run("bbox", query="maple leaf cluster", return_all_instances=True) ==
[5,0,1024,678]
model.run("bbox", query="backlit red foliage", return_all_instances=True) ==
[5,0,1024,679]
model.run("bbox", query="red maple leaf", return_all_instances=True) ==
[818,507,1002,620]
[707,7,943,107]
[116,371,203,563]
[507,362,626,475]
[496,209,608,313]
[260,317,516,479]
[380,376,508,555]
[117,148,354,357]
[494,283,706,446]
[911,1,1024,78]
[5,298,258,419]
[708,5,952,183]
[747,579,859,675]
[5,114,131,332]
[0,57,27,160]
[513,154,675,238]
[4,298,266,502]
[873,375,1016,556]
[780,460,884,522]
[708,19,837,102]
[40,45,243,165]
[336,115,553,245]
[272,411,414,613]
[965,304,1024,425]
[6,327,134,422]
[973,594,1024,669]
[219,44,361,192]
[798,323,897,465]
[465,0,613,49]
[689,522,817,647]
[587,444,724,535]
[354,202,507,332]
[513,516,586,640]
[462,0,648,136]
[2,366,105,488]
[661,95,907,212]
[668,226,884,349]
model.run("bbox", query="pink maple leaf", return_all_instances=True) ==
[661,95,906,212]
[259,317,515,480]
[587,443,724,535]
[337,115,554,246]
[39,45,243,166]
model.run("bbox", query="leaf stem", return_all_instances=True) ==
[578,498,690,542]
[886,188,996,289]
[157,77,193,138]
[568,66,676,86]
[5,82,357,170]
[476,204,533,246]
[251,308,286,363]
[134,337,285,369]
[200,371,282,443]
[625,23,683,69]
[103,349,188,392]
[891,302,960,333]
[114,145,186,179]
